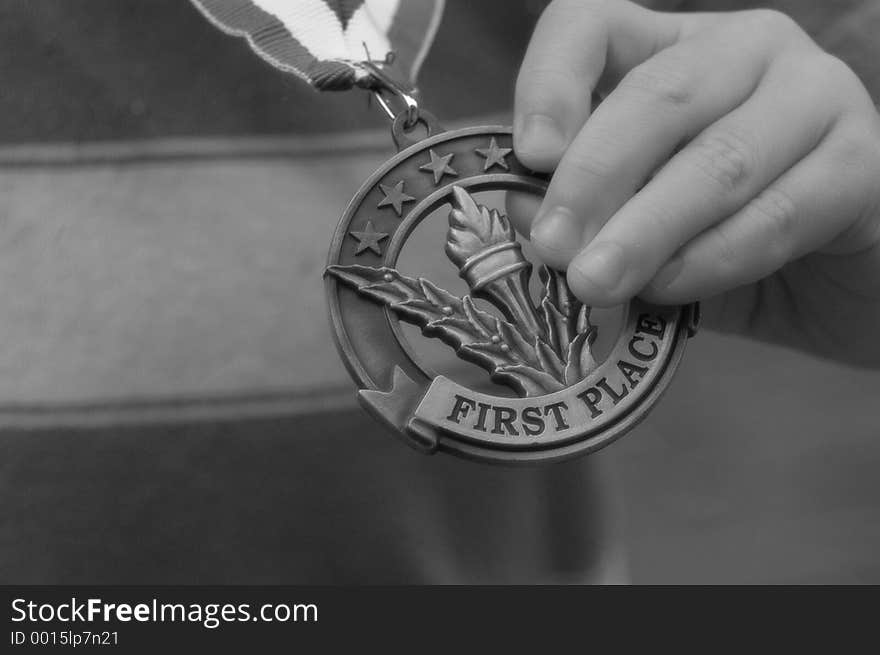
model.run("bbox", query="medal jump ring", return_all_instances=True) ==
[372,89,420,129]
[391,109,442,151]
[365,61,421,129]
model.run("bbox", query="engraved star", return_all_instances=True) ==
[419,149,457,185]
[349,220,389,256]
[475,137,512,171]
[376,180,415,216]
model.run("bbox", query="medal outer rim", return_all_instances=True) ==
[324,125,696,465]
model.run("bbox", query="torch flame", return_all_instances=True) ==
[445,186,516,267]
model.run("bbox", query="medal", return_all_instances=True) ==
[192,0,698,464]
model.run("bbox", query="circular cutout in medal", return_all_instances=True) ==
[325,126,697,465]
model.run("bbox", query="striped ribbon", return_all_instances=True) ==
[190,0,445,90]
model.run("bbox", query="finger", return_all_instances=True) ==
[514,0,681,171]
[565,51,843,307]
[532,12,810,270]
[642,119,880,304]
[506,191,542,237]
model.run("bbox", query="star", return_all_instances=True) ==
[419,149,457,185]
[475,137,512,171]
[349,220,389,256]
[376,180,415,216]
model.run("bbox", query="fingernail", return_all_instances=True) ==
[515,114,566,164]
[570,242,626,297]
[649,256,684,291]
[530,207,583,264]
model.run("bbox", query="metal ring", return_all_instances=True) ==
[400,90,419,128]
[372,88,420,128]
[391,109,441,151]
[372,91,396,122]
[365,61,420,127]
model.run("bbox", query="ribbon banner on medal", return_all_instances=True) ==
[189,0,445,91]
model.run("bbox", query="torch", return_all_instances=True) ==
[445,186,545,341]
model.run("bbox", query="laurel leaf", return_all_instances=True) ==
[392,297,439,319]
[579,328,598,376]
[459,340,514,361]
[493,365,566,396]
[420,278,459,308]
[534,337,566,381]
[424,315,472,338]
[461,297,497,339]
[564,327,599,385]
[495,318,541,370]
[540,299,566,358]
[327,265,415,303]
[576,304,593,335]
[539,266,582,358]
[326,264,567,396]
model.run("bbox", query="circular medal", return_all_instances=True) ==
[325,124,698,465]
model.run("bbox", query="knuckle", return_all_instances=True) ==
[828,124,878,173]
[815,53,856,83]
[812,54,862,97]
[738,8,803,39]
[561,121,638,184]
[618,63,695,109]
[831,134,868,169]
[636,202,680,247]
[563,143,617,182]
[686,127,756,195]
[776,52,874,119]
[830,123,880,224]
[748,187,798,259]
[710,224,741,273]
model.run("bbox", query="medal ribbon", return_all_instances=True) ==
[189,0,445,91]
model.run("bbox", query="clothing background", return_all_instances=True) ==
[1,0,879,583]
[5,0,877,143]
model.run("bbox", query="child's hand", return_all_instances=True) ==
[509,0,880,366]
